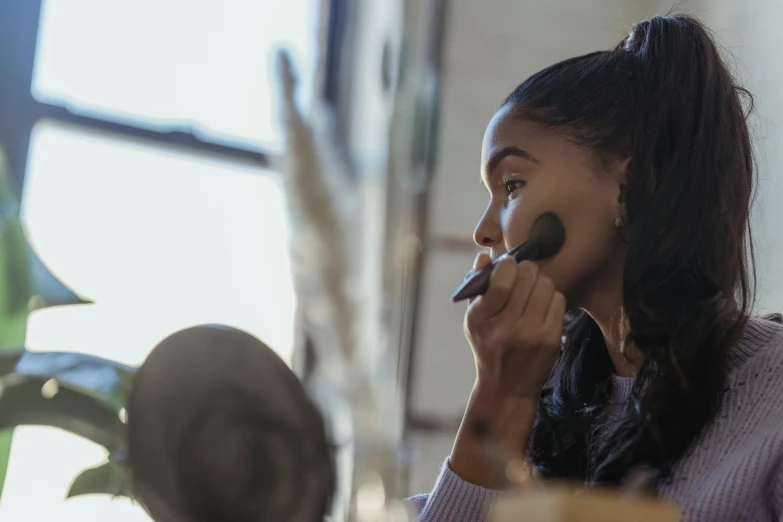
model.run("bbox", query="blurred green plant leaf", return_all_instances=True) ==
[67,458,132,499]
[0,147,89,315]
[0,349,135,449]
[0,377,125,450]
[0,148,29,499]
[2,349,136,412]
[0,156,31,322]
[0,145,99,498]
[0,360,133,502]
[0,349,137,498]
[28,246,93,310]
[0,430,11,499]
[0,350,138,504]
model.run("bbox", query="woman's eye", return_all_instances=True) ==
[503,179,526,197]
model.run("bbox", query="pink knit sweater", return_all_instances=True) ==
[408,317,783,521]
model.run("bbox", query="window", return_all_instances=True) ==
[0,0,320,519]
[33,0,316,149]
[23,122,296,366]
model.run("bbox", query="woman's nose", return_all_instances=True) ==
[473,209,501,248]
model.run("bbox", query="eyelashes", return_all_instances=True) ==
[503,179,526,197]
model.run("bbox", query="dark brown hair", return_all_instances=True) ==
[505,15,755,484]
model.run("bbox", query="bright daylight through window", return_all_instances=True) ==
[0,0,315,520]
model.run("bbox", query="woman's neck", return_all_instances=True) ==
[594,310,641,378]
[577,257,643,378]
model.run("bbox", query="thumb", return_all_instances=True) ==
[473,251,492,271]
[465,251,492,305]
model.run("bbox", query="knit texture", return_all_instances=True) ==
[408,317,783,521]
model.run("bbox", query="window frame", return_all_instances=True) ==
[0,0,346,195]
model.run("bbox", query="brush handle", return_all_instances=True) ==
[451,239,541,302]
[451,263,496,302]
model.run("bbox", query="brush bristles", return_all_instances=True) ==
[530,212,565,259]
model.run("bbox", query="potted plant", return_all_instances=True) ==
[0,148,135,500]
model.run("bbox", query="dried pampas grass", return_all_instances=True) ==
[273,50,358,384]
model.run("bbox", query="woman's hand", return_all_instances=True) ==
[449,252,566,489]
[465,252,566,400]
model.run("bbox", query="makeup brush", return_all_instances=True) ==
[451,212,566,302]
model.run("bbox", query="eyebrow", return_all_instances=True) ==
[485,145,540,174]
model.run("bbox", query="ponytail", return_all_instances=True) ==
[509,15,755,485]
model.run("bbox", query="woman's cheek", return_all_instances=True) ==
[500,203,537,249]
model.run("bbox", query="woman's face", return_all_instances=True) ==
[475,105,628,309]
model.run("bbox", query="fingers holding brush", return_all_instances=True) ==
[463,257,566,399]
[465,252,492,304]
[492,260,538,325]
[449,213,566,489]
[466,257,517,323]
[468,252,492,277]
[517,267,555,328]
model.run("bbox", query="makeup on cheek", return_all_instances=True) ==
[451,212,566,302]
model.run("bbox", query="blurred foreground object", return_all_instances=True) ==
[274,0,448,517]
[275,50,407,522]
[0,146,103,499]
[0,349,134,499]
[127,325,334,522]
[476,432,681,521]
[484,434,682,522]
[490,487,681,522]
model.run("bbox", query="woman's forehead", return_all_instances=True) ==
[482,105,516,157]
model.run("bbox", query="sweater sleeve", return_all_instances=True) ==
[405,460,500,522]
[772,458,783,521]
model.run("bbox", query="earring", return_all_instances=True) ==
[614,217,625,229]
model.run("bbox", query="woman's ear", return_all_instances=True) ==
[613,156,631,210]
[616,156,631,196]
[611,156,631,243]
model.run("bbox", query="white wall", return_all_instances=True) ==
[405,0,783,494]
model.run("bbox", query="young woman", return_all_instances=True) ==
[409,15,783,522]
